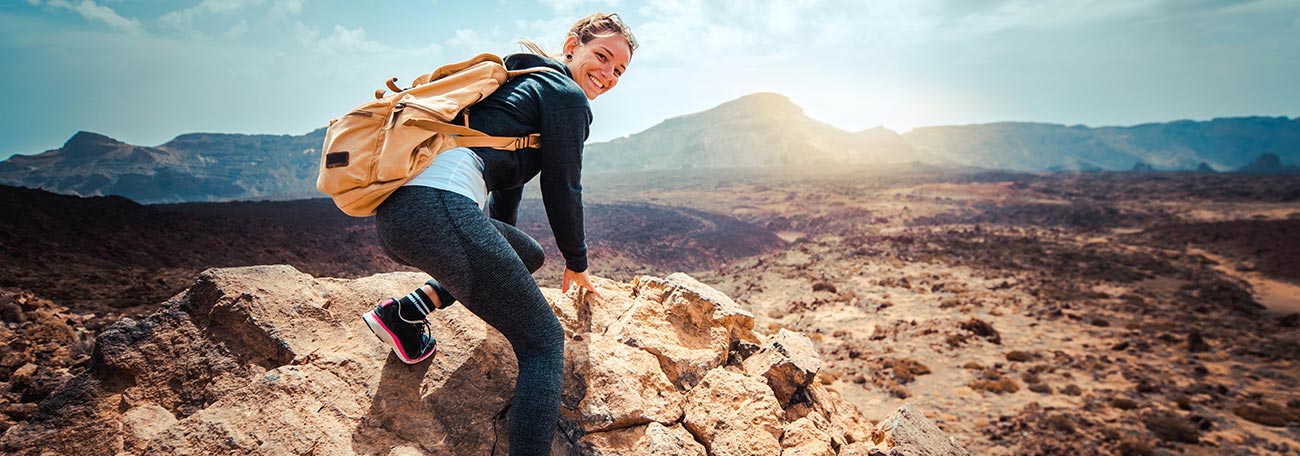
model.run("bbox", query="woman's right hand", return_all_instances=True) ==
[562,268,603,298]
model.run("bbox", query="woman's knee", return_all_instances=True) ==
[519,313,565,360]
[520,237,545,273]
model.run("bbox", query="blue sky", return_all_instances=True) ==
[2,0,1298,159]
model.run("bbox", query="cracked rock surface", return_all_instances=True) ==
[0,265,965,455]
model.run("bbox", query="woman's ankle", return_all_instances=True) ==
[419,284,443,309]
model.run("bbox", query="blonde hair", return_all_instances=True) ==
[519,12,638,58]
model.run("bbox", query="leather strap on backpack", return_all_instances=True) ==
[402,118,541,151]
[505,67,557,78]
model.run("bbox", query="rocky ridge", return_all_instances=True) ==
[0,265,968,455]
[3,95,1298,204]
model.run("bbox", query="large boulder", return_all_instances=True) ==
[682,367,784,456]
[0,265,967,455]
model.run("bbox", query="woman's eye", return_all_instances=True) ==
[598,53,607,62]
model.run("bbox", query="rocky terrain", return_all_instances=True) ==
[0,266,968,455]
[0,184,782,314]
[586,167,1300,455]
[3,168,1300,454]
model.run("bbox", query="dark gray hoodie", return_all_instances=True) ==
[466,53,592,272]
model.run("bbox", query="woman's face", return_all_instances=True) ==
[564,33,632,100]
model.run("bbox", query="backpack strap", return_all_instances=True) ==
[403,118,541,151]
[505,67,557,78]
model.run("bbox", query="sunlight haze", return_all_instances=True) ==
[1,0,1297,158]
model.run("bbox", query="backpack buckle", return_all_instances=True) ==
[516,135,540,149]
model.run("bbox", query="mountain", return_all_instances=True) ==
[2,93,1297,202]
[1236,153,1300,174]
[584,94,1300,173]
[584,93,924,172]
[0,129,326,203]
[905,122,1143,171]
[905,116,1300,171]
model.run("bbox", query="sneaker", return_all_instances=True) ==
[362,298,437,364]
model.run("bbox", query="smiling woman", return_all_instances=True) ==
[360,11,639,456]
[519,12,637,100]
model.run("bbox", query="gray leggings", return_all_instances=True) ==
[375,186,563,456]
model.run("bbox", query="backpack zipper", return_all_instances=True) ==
[388,103,406,129]
[397,101,444,118]
[387,100,454,128]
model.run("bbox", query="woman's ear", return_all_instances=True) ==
[562,34,579,57]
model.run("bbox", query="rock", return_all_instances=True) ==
[120,404,177,454]
[959,318,1000,345]
[1187,330,1211,353]
[577,421,706,456]
[870,404,972,455]
[744,328,821,406]
[566,333,684,432]
[838,441,879,455]
[606,274,759,389]
[0,288,89,430]
[682,367,783,456]
[781,415,836,456]
[785,381,875,447]
[0,265,970,455]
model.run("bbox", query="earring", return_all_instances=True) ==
[565,54,572,60]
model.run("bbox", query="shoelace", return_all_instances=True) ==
[416,319,434,352]
[395,300,436,351]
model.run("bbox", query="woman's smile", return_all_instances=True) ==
[566,33,631,100]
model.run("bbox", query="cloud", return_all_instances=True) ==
[295,22,442,58]
[227,20,249,37]
[36,0,143,35]
[537,0,624,15]
[270,0,304,16]
[158,0,302,35]
[159,0,261,33]
[318,25,386,55]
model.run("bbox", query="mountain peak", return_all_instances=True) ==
[62,130,122,148]
[1237,152,1300,174]
[59,131,127,162]
[714,92,803,116]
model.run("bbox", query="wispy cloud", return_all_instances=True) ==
[537,0,624,15]
[294,22,442,58]
[159,0,264,34]
[270,0,304,16]
[158,0,303,36]
[34,0,143,35]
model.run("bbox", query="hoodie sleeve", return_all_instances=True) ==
[539,102,593,272]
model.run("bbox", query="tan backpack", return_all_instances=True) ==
[316,53,553,217]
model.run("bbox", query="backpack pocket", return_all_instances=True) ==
[372,97,456,182]
[318,109,384,194]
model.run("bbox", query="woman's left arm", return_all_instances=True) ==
[538,102,593,274]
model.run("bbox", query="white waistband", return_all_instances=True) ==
[402,147,488,209]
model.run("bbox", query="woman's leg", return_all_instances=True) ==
[383,210,546,309]
[376,186,564,455]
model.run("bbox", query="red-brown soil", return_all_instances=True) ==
[4,167,1300,454]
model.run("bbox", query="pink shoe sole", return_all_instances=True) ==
[362,299,436,364]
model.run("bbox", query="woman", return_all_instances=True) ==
[361,12,636,455]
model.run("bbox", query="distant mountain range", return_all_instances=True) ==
[585,93,1300,174]
[1,92,1297,203]
[0,130,325,203]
